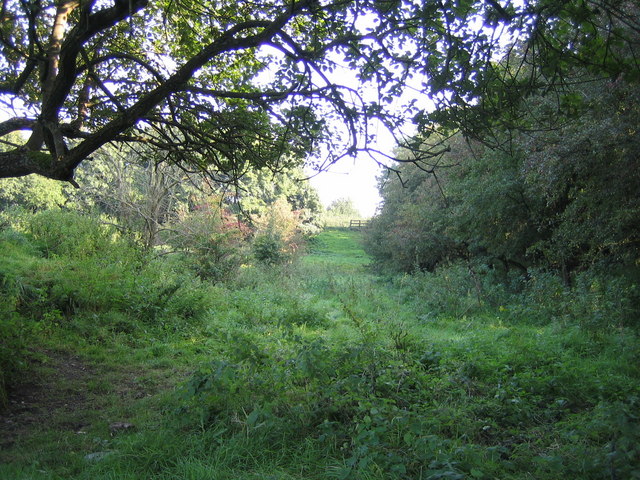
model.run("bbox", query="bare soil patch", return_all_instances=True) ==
[0,350,94,452]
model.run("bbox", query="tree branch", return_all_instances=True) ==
[0,117,36,136]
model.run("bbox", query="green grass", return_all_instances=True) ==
[1,227,639,479]
[303,228,370,270]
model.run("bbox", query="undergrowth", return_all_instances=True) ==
[1,222,639,479]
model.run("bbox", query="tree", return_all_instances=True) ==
[414,1,640,149]
[326,198,360,218]
[0,132,69,210]
[364,141,464,273]
[72,145,199,249]
[366,74,640,278]
[231,166,322,226]
[1,0,638,184]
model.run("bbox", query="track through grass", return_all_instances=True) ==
[304,227,370,270]
[1,228,639,480]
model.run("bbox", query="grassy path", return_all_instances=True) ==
[304,228,370,269]
[2,228,639,480]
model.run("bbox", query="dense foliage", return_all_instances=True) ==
[1,1,639,478]
[1,228,638,479]
[0,0,638,184]
[365,75,640,287]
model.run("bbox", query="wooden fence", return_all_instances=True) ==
[349,219,368,229]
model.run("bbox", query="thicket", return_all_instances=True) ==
[1,221,639,479]
[365,74,640,326]
[25,231,640,480]
[0,210,210,400]
[1,0,639,476]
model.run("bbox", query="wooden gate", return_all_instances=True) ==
[349,219,368,229]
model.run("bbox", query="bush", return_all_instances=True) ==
[387,260,640,331]
[569,272,640,329]
[166,202,249,282]
[252,198,306,265]
[26,210,119,258]
[252,233,287,265]
[390,262,487,319]
[0,213,226,402]
[498,268,640,329]
[1,210,218,330]
[122,263,219,327]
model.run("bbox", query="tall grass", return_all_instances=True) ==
[1,225,639,480]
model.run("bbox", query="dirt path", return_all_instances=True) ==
[0,350,94,453]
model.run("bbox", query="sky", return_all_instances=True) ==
[309,154,383,218]
[303,5,519,219]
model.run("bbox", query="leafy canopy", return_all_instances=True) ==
[0,0,637,183]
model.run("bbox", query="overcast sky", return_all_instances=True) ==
[309,154,383,218]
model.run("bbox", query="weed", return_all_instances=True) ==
[1,226,639,480]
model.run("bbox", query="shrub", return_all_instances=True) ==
[252,233,287,265]
[252,198,305,265]
[391,262,487,319]
[166,201,249,282]
[499,268,640,328]
[25,210,118,258]
[122,264,219,327]
[568,272,640,329]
